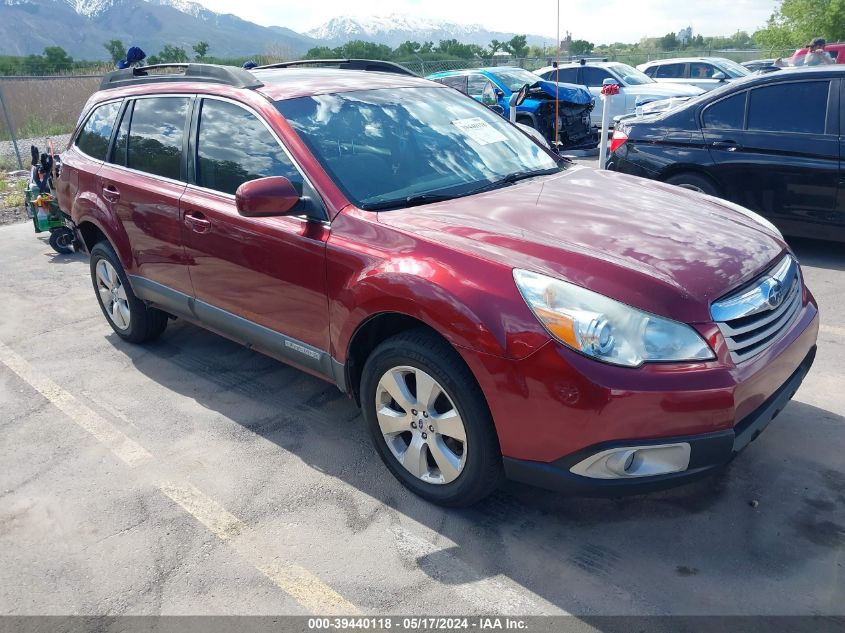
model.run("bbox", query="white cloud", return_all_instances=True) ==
[199,0,777,43]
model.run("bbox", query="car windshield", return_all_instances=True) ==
[608,63,654,85]
[489,68,543,91]
[275,87,561,210]
[715,58,751,78]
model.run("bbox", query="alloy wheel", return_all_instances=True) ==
[375,366,468,485]
[95,259,130,330]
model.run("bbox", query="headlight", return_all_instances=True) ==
[513,269,715,367]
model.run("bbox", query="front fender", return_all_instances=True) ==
[330,258,549,365]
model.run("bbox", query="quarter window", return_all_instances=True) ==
[126,97,189,180]
[196,99,301,196]
[75,101,121,160]
[747,81,829,134]
[703,92,746,129]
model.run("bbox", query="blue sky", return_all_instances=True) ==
[197,0,778,42]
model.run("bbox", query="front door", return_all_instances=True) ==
[179,97,332,372]
[703,80,839,236]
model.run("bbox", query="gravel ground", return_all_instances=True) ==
[0,134,71,164]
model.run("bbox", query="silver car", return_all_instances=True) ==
[637,57,751,91]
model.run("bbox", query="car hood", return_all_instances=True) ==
[530,80,593,105]
[627,83,704,97]
[377,167,786,324]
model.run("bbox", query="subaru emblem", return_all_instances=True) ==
[766,281,784,308]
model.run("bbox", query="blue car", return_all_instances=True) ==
[427,67,598,150]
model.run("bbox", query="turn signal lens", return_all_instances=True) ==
[609,130,628,153]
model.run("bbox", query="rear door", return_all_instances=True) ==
[703,79,839,236]
[97,95,193,297]
[179,96,332,368]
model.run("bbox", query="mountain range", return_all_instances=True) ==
[0,1,551,60]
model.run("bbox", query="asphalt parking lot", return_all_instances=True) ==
[1,220,843,618]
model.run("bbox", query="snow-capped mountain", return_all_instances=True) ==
[0,0,316,58]
[307,14,548,48]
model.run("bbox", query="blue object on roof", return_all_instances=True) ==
[126,46,146,65]
[242,60,258,69]
[117,59,128,69]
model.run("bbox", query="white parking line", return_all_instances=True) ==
[0,341,359,615]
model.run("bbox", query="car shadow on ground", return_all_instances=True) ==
[107,319,845,615]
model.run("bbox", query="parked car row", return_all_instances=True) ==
[607,65,845,243]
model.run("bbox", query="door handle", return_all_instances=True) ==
[711,140,740,152]
[184,211,212,234]
[101,184,120,202]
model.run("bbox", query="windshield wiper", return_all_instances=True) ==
[461,167,562,197]
[360,193,458,211]
[359,167,561,211]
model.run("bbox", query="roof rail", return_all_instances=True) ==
[254,59,418,77]
[100,63,264,91]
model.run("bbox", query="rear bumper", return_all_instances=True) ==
[502,345,816,496]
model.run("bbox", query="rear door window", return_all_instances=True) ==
[703,92,747,129]
[126,96,189,180]
[746,81,830,134]
[655,63,686,79]
[195,98,302,196]
[75,101,121,160]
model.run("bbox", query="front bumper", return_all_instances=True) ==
[502,345,816,496]
[457,291,819,495]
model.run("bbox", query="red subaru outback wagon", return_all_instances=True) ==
[58,62,819,506]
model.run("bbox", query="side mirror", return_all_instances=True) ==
[712,71,726,81]
[236,176,300,217]
[514,83,530,107]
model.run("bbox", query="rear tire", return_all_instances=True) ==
[360,329,502,507]
[665,172,720,196]
[89,241,168,344]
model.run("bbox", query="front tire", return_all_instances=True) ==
[89,241,168,343]
[360,329,502,506]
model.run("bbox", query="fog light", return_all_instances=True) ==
[570,443,691,479]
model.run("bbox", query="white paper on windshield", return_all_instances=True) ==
[451,117,508,145]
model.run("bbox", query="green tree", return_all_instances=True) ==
[504,35,529,58]
[42,46,73,71]
[570,39,594,55]
[304,46,338,59]
[393,40,421,58]
[104,39,125,64]
[339,40,392,60]
[488,39,503,55]
[157,44,189,63]
[755,0,845,49]
[192,41,209,60]
[659,32,679,50]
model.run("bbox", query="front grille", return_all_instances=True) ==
[711,256,803,364]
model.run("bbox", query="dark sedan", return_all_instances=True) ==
[607,66,844,242]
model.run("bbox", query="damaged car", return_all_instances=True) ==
[427,67,598,151]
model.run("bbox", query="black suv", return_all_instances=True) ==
[607,66,844,243]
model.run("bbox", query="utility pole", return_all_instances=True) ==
[0,85,23,170]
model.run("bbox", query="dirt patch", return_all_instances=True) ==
[1,172,31,226]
